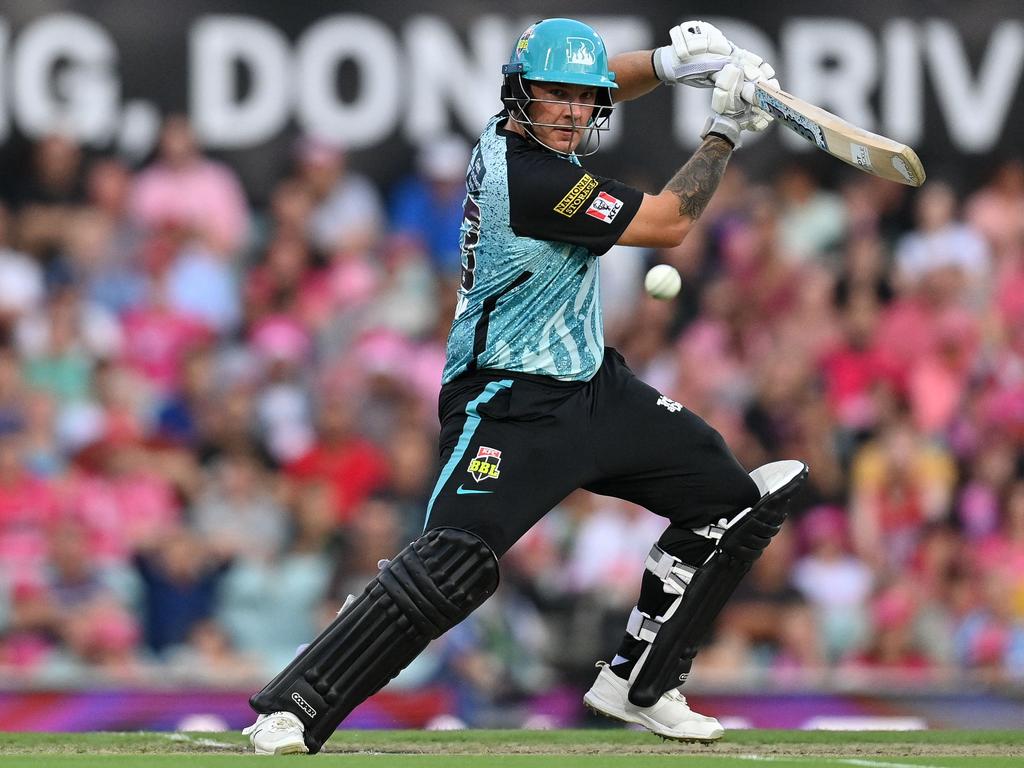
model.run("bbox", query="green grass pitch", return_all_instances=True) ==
[0,729,1022,767]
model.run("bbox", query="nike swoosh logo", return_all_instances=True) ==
[456,485,494,495]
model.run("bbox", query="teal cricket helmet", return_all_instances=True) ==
[500,19,617,156]
[502,18,618,90]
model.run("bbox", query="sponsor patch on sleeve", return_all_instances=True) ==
[553,173,599,217]
[585,191,624,223]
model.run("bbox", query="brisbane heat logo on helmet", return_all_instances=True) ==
[467,446,502,482]
[566,37,596,66]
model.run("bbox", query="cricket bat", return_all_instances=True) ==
[753,83,926,187]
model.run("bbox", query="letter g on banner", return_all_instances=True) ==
[13,13,120,144]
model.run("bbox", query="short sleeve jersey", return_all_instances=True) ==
[442,115,643,384]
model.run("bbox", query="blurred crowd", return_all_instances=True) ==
[0,116,1022,720]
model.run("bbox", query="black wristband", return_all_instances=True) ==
[701,115,741,149]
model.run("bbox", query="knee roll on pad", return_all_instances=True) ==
[249,527,499,754]
[627,460,807,707]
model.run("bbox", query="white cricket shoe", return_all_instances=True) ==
[583,662,724,742]
[242,711,309,755]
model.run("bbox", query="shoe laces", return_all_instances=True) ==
[663,688,690,707]
[266,716,299,732]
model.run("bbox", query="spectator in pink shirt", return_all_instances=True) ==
[131,115,249,257]
[906,309,979,435]
[120,257,213,395]
[819,295,890,432]
[65,432,181,566]
[966,159,1024,262]
[971,480,1024,590]
[0,424,62,589]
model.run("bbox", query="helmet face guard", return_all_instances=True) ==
[501,19,618,157]
[500,71,614,157]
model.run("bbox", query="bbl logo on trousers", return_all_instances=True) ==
[467,446,502,482]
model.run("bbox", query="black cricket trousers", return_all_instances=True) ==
[423,348,760,558]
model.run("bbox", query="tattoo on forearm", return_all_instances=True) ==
[664,136,732,221]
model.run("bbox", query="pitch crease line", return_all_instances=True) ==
[837,759,948,768]
[158,732,237,749]
[737,757,949,768]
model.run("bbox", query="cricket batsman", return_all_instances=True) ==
[244,18,808,754]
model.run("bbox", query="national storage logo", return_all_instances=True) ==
[554,173,599,217]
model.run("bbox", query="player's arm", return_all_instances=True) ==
[618,56,778,250]
[610,21,778,103]
[616,135,733,248]
[608,51,660,102]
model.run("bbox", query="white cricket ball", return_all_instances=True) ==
[644,264,681,300]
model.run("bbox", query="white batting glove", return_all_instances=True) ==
[653,20,734,87]
[722,49,780,108]
[711,61,745,115]
[710,62,775,136]
[736,105,773,133]
[654,19,780,100]
[712,58,780,126]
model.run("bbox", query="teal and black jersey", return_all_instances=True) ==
[441,114,644,384]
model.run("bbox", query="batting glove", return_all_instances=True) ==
[710,62,774,135]
[718,49,780,109]
[653,20,734,87]
[654,20,779,99]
